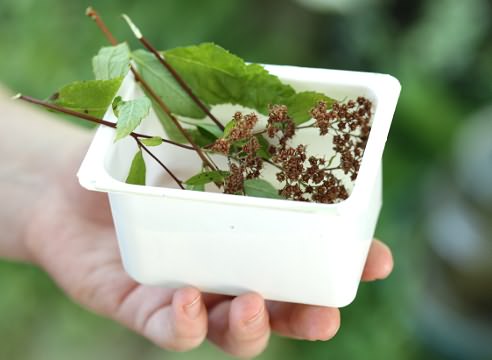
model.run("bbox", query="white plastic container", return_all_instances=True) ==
[77,65,400,307]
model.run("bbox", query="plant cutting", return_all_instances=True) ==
[15,8,401,307]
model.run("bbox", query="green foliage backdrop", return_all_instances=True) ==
[1,0,491,359]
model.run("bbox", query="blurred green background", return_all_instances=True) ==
[1,0,491,359]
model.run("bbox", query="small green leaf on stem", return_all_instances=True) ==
[178,119,224,144]
[114,96,152,142]
[285,91,336,125]
[184,170,230,186]
[51,78,123,118]
[140,136,163,146]
[223,119,236,138]
[112,96,123,114]
[196,123,223,140]
[126,150,146,185]
[243,179,283,199]
[151,100,189,143]
[92,43,131,80]
[186,128,215,147]
[255,135,272,160]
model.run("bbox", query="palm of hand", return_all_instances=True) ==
[25,152,393,358]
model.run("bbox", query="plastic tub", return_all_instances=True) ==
[77,65,400,307]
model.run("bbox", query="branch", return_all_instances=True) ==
[121,14,225,131]
[86,7,118,45]
[15,94,195,151]
[133,136,184,189]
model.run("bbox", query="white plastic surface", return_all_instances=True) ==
[77,65,400,307]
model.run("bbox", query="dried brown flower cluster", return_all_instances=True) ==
[223,136,264,194]
[273,145,349,203]
[224,163,244,194]
[266,104,296,146]
[211,97,373,203]
[211,112,264,194]
[311,96,372,182]
[211,112,258,155]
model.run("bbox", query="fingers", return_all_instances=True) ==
[207,292,270,359]
[264,239,391,341]
[361,239,394,281]
[109,238,392,355]
[116,286,207,352]
[267,301,340,341]
[202,293,233,309]
[145,287,208,351]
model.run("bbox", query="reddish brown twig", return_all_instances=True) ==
[86,7,118,45]
[133,136,184,189]
[15,94,195,151]
[121,14,224,131]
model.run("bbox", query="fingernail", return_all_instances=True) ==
[183,294,201,320]
[245,306,265,327]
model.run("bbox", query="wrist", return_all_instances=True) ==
[23,135,93,266]
[0,88,93,263]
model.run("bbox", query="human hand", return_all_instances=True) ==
[24,146,393,359]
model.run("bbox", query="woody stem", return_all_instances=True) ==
[15,94,195,151]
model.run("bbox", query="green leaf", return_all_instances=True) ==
[151,99,188,143]
[178,119,223,146]
[255,135,272,160]
[187,128,216,147]
[164,43,295,114]
[164,43,246,105]
[114,97,152,142]
[184,170,230,186]
[241,63,295,114]
[92,43,130,80]
[243,179,283,199]
[285,91,336,125]
[230,138,248,155]
[126,150,146,185]
[112,96,123,114]
[196,123,223,140]
[132,49,205,119]
[52,78,123,118]
[223,119,236,138]
[140,136,163,146]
